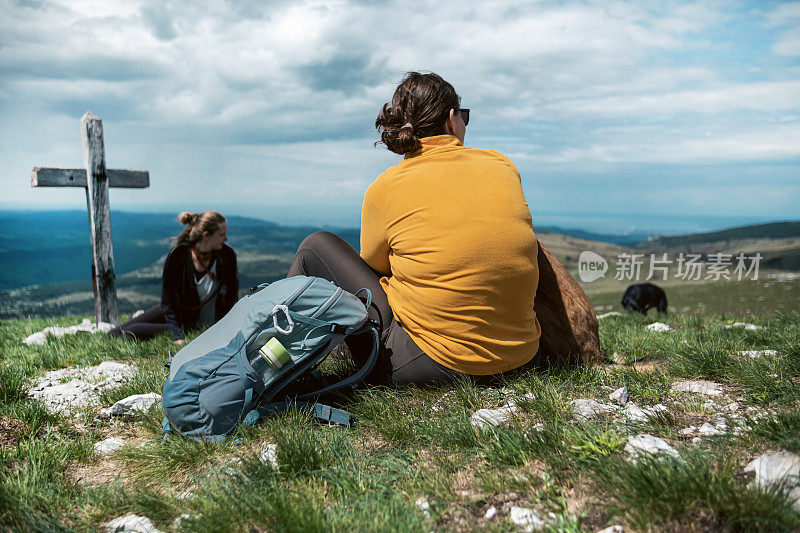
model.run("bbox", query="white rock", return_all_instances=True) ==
[645,322,673,332]
[650,404,668,415]
[108,393,162,417]
[679,426,696,435]
[738,350,778,358]
[724,322,762,330]
[508,507,545,531]
[724,402,739,413]
[171,514,193,528]
[597,311,623,319]
[571,399,619,421]
[698,422,723,436]
[692,437,702,445]
[259,444,279,469]
[23,331,48,345]
[471,405,517,428]
[595,527,624,533]
[609,387,628,405]
[744,451,800,489]
[623,403,648,422]
[104,514,162,533]
[508,392,537,407]
[24,319,113,345]
[671,380,723,396]
[766,272,800,281]
[469,393,534,428]
[622,403,666,423]
[712,416,728,429]
[415,497,430,518]
[28,362,136,414]
[624,434,680,462]
[94,437,127,455]
[745,407,769,421]
[484,506,497,520]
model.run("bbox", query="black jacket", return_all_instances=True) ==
[161,243,238,339]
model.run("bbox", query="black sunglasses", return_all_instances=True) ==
[458,108,470,126]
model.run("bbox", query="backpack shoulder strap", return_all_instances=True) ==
[241,322,380,428]
[294,323,380,400]
[246,401,354,426]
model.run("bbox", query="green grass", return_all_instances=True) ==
[582,271,800,317]
[1,304,799,531]
[740,411,800,453]
[594,451,800,531]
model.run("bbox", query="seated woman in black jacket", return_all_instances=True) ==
[108,211,238,344]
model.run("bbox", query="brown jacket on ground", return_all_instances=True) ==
[533,241,604,365]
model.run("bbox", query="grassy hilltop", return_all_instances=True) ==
[1,214,799,530]
[1,275,799,530]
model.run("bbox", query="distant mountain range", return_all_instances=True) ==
[0,210,797,320]
[0,209,654,291]
[535,225,650,246]
[637,221,800,247]
[634,221,800,271]
[0,210,358,291]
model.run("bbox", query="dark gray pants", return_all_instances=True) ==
[107,304,170,340]
[288,231,538,386]
[288,231,463,386]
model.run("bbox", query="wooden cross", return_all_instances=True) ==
[31,112,150,327]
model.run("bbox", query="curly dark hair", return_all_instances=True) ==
[375,71,461,155]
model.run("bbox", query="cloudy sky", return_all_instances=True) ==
[1,0,798,233]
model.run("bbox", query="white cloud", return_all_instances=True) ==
[762,1,800,28]
[773,29,800,57]
[537,80,800,117]
[0,0,797,221]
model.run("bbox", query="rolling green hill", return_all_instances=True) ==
[637,221,800,248]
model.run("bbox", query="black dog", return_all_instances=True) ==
[621,283,667,314]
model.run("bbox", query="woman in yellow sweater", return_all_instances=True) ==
[289,71,541,385]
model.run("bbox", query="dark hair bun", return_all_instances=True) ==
[375,103,421,155]
[375,72,461,155]
[178,211,197,225]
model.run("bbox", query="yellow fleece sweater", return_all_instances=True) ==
[360,135,541,375]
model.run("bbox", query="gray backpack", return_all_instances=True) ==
[162,276,379,442]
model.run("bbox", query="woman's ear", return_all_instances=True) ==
[445,108,455,135]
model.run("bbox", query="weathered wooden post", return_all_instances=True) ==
[81,113,117,325]
[31,112,149,326]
